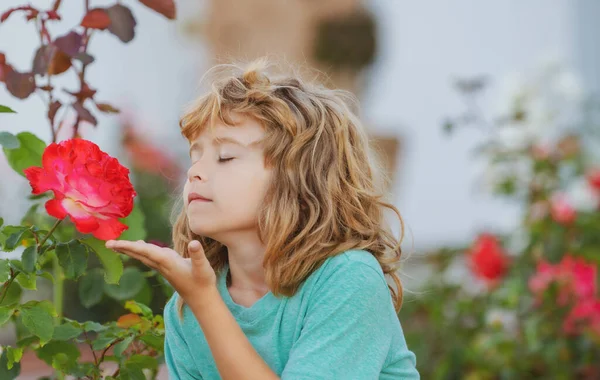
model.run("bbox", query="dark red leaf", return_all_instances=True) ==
[48,50,71,75]
[0,9,15,23]
[96,102,120,114]
[46,10,61,21]
[73,52,95,66]
[81,8,111,30]
[0,53,5,65]
[0,64,8,82]
[49,100,62,125]
[54,31,83,57]
[138,0,176,20]
[106,4,136,43]
[65,84,97,102]
[73,102,98,126]
[5,68,36,99]
[1,6,39,23]
[32,45,56,75]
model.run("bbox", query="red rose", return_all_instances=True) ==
[468,233,510,287]
[24,138,136,240]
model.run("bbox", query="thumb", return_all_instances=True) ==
[188,240,207,264]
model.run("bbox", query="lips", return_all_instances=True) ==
[188,192,212,203]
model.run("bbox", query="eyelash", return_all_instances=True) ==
[218,157,235,163]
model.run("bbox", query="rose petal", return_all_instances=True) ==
[45,198,68,219]
[93,218,128,240]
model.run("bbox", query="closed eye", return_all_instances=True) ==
[218,157,235,163]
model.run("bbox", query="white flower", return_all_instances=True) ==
[492,58,585,148]
[564,177,600,212]
[485,308,518,336]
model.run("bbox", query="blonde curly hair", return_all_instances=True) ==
[171,58,406,319]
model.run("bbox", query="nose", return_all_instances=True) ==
[187,160,207,183]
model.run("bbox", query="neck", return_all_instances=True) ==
[217,230,269,292]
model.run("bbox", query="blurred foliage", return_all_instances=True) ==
[401,61,600,379]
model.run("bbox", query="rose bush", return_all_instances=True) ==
[0,1,177,378]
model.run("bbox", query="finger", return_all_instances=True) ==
[188,240,207,265]
[106,240,163,267]
[120,250,159,270]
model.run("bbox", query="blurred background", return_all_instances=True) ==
[1,0,600,378]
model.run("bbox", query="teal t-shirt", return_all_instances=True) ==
[163,249,420,379]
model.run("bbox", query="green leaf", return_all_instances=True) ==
[0,132,20,149]
[0,305,15,326]
[78,268,104,308]
[15,272,36,290]
[0,105,16,113]
[139,332,163,350]
[0,260,10,283]
[21,246,37,273]
[3,226,31,251]
[0,281,22,306]
[36,341,80,371]
[82,238,123,284]
[0,350,20,379]
[118,366,146,380]
[0,217,3,227]
[52,322,82,341]
[126,354,158,371]
[38,271,55,284]
[19,301,56,346]
[92,332,119,350]
[5,346,23,370]
[118,202,146,241]
[104,267,145,301]
[2,132,46,178]
[16,335,39,348]
[56,240,88,280]
[113,335,134,358]
[8,259,24,272]
[82,321,107,332]
[131,278,152,306]
[124,300,153,319]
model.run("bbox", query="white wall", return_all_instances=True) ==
[362,0,580,252]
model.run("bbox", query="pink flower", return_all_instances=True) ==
[529,255,597,305]
[563,298,600,336]
[467,234,510,287]
[550,194,577,224]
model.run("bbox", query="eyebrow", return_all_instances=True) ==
[188,136,263,156]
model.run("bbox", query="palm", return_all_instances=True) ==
[105,239,217,300]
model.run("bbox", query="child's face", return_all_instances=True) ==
[184,113,272,241]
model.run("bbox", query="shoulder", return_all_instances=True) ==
[304,249,389,298]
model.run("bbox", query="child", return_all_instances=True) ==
[106,58,419,379]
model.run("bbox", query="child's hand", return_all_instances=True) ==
[105,239,217,304]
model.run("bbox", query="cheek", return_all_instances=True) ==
[219,171,270,211]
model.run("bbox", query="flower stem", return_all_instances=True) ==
[53,254,64,318]
[39,219,62,248]
[38,219,64,317]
